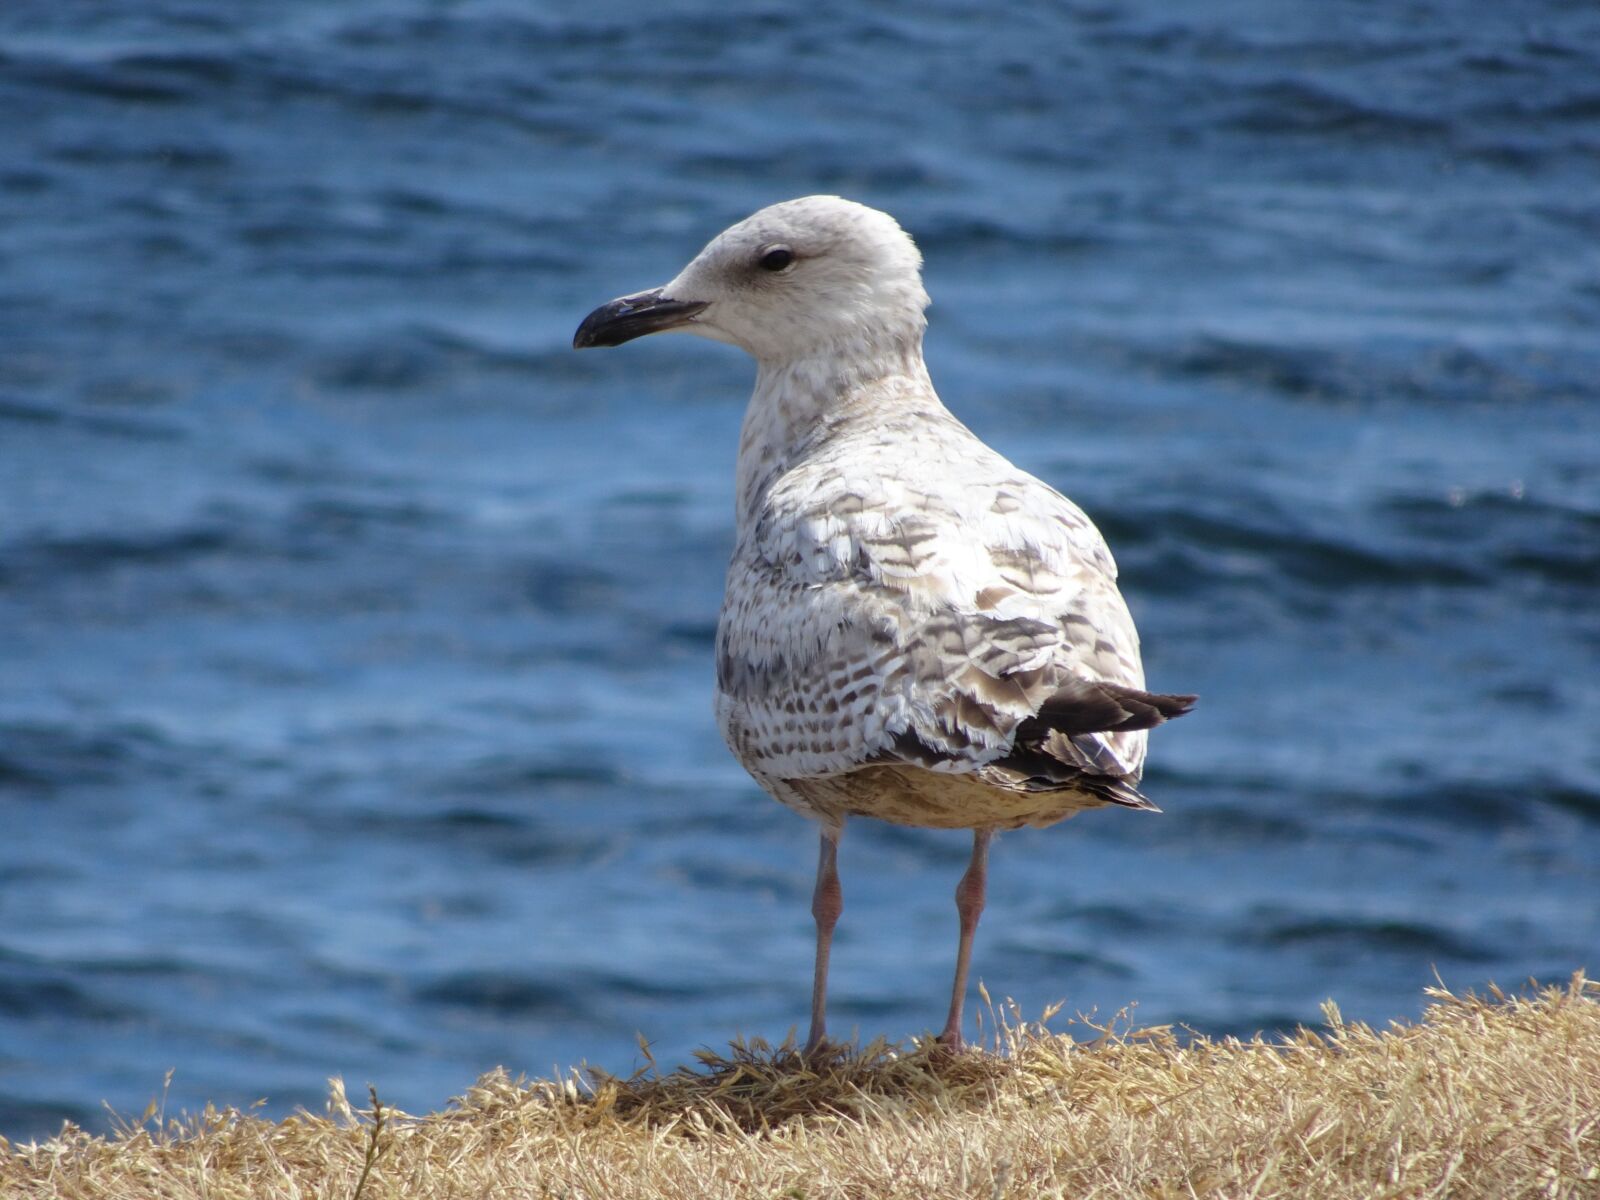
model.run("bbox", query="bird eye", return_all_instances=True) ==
[758,245,795,272]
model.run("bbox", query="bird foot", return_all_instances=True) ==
[802,1034,842,1065]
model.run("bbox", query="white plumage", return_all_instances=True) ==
[575,195,1194,1051]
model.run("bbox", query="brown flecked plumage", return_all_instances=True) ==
[575,196,1194,1052]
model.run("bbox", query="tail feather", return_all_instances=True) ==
[992,680,1195,807]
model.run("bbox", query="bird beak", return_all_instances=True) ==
[572,288,710,349]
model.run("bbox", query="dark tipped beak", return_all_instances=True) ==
[572,289,709,349]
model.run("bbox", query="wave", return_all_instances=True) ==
[0,493,458,589]
[1136,334,1589,408]
[0,968,126,1021]
[1102,501,1487,596]
[1251,914,1493,963]
[1226,79,1450,140]
[0,395,186,442]
[0,720,177,792]
[416,966,710,1017]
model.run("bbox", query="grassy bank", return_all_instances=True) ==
[3,976,1596,1199]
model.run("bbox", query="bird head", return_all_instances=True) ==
[574,196,929,366]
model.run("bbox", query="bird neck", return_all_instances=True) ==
[734,335,934,531]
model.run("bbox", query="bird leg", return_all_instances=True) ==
[805,828,843,1055]
[939,828,992,1050]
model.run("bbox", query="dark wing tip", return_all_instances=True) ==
[1154,692,1199,719]
[1021,681,1197,739]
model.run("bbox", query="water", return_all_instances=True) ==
[2,0,1598,1141]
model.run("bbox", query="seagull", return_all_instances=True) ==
[574,196,1194,1052]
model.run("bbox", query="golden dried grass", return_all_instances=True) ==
[3,975,1597,1199]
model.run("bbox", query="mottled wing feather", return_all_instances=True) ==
[714,425,1164,796]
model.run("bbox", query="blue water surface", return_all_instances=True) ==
[2,0,1598,1141]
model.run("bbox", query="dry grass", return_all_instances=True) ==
[4,975,1598,1199]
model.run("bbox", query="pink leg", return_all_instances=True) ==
[938,829,992,1050]
[805,828,843,1054]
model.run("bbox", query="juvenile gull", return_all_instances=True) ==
[574,196,1195,1051]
